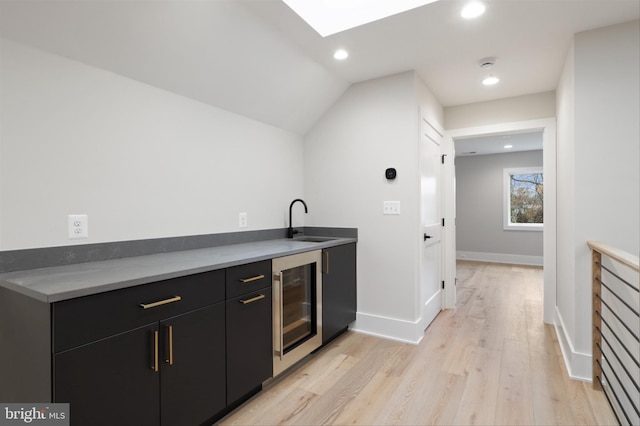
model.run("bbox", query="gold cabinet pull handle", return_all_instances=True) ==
[165,325,174,365]
[240,274,265,283]
[140,295,182,309]
[151,330,159,372]
[239,294,266,305]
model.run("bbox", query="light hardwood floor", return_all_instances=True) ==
[220,261,616,425]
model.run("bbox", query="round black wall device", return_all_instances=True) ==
[385,168,397,180]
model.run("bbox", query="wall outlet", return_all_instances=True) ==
[68,214,88,239]
[238,212,248,228]
[383,201,401,215]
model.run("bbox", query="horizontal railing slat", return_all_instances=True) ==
[590,241,639,426]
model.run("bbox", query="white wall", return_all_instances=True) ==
[304,71,443,343]
[556,19,640,380]
[456,150,544,265]
[0,39,304,250]
[444,91,556,130]
[556,40,578,372]
[574,19,639,256]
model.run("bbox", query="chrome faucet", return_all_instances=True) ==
[288,199,308,238]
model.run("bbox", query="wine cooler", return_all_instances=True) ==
[272,250,322,376]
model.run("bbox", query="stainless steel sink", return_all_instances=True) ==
[292,236,338,243]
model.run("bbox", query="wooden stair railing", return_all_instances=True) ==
[588,241,639,426]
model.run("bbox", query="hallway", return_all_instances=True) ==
[220,261,616,425]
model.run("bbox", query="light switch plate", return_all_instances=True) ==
[239,212,248,228]
[383,201,401,215]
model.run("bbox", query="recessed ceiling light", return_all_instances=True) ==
[504,144,513,149]
[482,75,500,86]
[333,49,349,60]
[461,1,485,19]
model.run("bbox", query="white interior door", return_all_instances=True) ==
[420,118,442,330]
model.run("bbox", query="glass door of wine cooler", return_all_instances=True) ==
[282,263,315,352]
[272,250,322,376]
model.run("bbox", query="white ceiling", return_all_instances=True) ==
[247,0,640,106]
[455,130,543,157]
[1,0,638,135]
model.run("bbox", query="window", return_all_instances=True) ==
[503,167,543,231]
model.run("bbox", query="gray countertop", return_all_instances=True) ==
[0,238,356,303]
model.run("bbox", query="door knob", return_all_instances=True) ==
[424,234,432,241]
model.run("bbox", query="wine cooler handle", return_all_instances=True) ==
[273,272,284,360]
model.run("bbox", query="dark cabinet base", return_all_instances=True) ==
[160,304,226,426]
[322,244,357,344]
[226,290,273,404]
[54,304,226,426]
[54,324,160,426]
[3,242,356,426]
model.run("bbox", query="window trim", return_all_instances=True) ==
[503,166,543,232]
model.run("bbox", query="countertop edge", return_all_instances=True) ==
[0,238,357,303]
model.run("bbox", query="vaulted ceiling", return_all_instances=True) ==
[1,0,638,135]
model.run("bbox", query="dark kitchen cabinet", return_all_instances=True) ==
[322,243,357,344]
[159,304,226,426]
[52,270,226,426]
[0,239,357,425]
[54,324,160,426]
[225,261,273,405]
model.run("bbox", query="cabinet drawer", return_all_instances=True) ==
[53,269,225,353]
[226,260,271,298]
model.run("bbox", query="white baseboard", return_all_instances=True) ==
[554,307,592,382]
[457,250,543,266]
[351,311,424,345]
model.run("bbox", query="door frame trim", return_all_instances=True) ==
[446,117,556,324]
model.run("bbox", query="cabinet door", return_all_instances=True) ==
[322,243,357,344]
[160,303,226,426]
[53,324,160,426]
[226,288,273,404]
